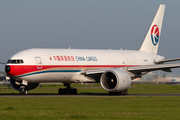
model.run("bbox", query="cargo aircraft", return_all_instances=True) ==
[2,4,180,95]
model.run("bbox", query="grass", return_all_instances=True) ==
[0,97,180,120]
[0,84,180,119]
[128,83,180,94]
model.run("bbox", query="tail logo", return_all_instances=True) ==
[151,25,159,46]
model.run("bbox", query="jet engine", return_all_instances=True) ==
[100,70,131,93]
[10,78,39,91]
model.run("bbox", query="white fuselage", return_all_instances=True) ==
[6,48,164,83]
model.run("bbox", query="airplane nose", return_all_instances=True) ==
[5,65,11,73]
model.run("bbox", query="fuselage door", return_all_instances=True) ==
[35,57,42,69]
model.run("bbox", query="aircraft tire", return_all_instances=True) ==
[19,89,28,95]
[58,88,77,95]
[24,89,28,95]
[19,90,23,95]
[109,92,121,95]
[58,88,65,94]
[58,88,61,94]
[66,89,71,94]
[58,83,78,94]
[124,90,128,95]
[72,88,77,94]
[120,91,124,95]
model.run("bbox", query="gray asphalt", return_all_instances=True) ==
[0,93,180,97]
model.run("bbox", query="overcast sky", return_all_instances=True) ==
[0,0,180,74]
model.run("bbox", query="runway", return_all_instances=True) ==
[0,93,180,97]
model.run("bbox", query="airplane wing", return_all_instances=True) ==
[127,63,180,72]
[0,60,6,64]
[83,63,180,75]
[154,58,180,64]
[82,68,109,75]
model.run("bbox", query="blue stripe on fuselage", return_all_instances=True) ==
[15,70,82,78]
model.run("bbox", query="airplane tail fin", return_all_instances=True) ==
[139,4,165,54]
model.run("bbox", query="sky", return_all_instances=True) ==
[0,0,180,74]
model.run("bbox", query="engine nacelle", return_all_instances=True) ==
[10,78,39,91]
[100,70,131,92]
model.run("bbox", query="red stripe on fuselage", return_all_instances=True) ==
[7,64,136,77]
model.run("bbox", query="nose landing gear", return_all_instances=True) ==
[19,80,28,95]
[19,88,28,95]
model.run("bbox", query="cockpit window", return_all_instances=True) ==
[7,59,24,64]
[11,60,16,63]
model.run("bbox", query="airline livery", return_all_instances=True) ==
[2,4,180,95]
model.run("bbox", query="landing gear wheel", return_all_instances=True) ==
[124,90,128,95]
[19,90,23,95]
[58,88,62,94]
[19,89,28,95]
[24,90,28,95]
[72,88,77,94]
[58,88,66,94]
[120,91,124,95]
[109,90,128,95]
[109,92,121,95]
[58,83,77,95]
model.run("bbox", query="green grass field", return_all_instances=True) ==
[0,83,180,120]
[1,97,180,120]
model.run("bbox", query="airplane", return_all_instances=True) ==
[1,4,180,95]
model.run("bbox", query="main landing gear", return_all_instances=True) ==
[58,83,77,95]
[109,89,128,95]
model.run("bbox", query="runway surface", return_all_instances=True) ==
[0,93,180,97]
